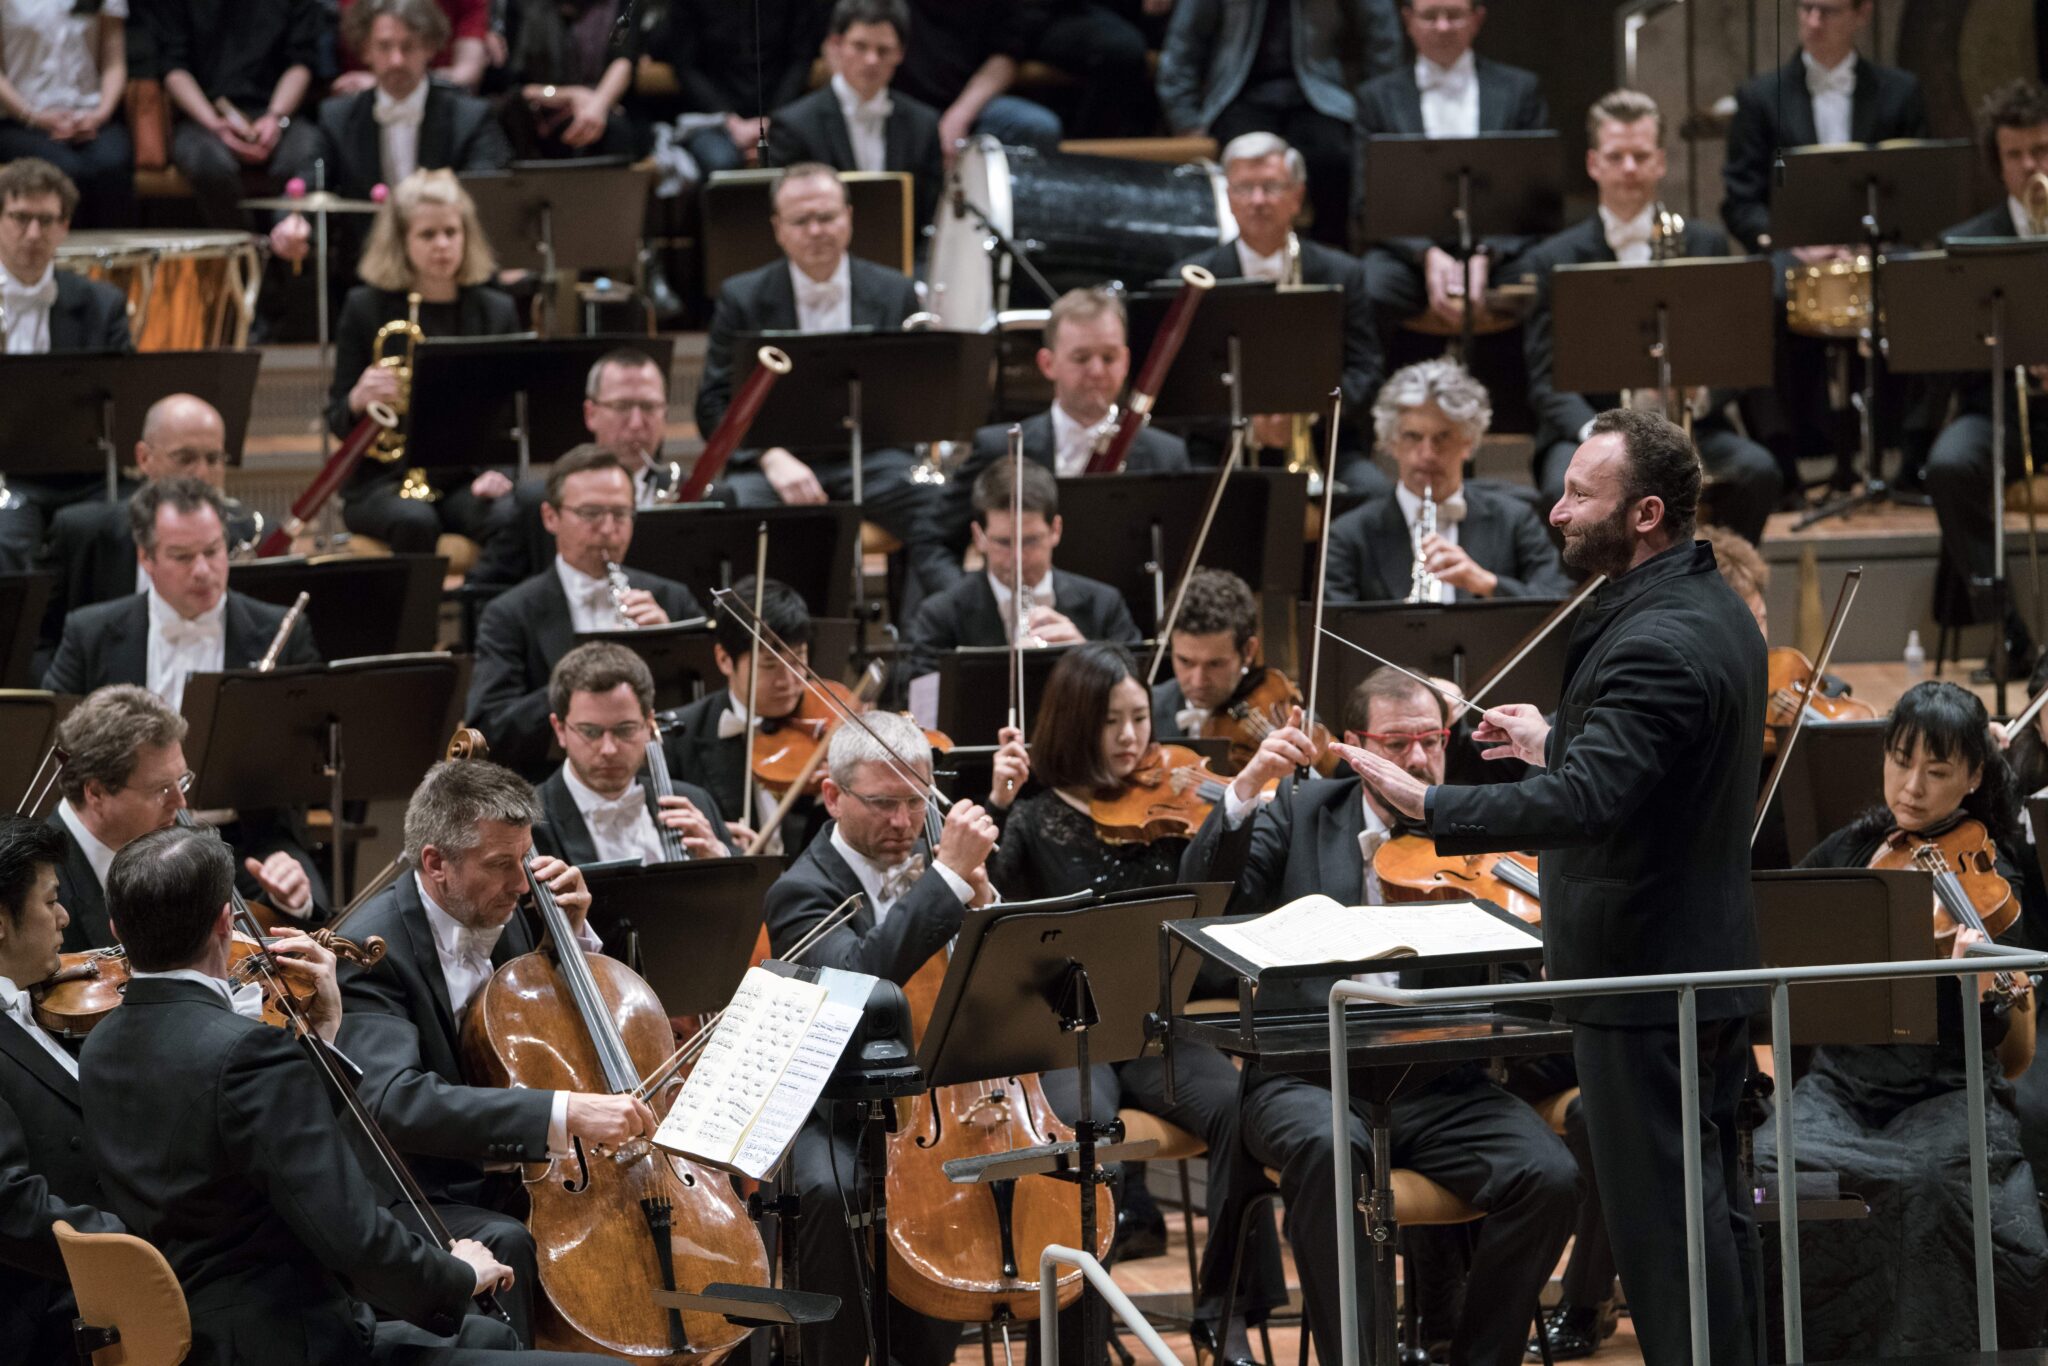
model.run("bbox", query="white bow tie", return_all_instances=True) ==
[375,99,424,127]
[717,708,756,740]
[1607,219,1653,252]
[798,278,844,312]
[1417,62,1471,96]
[160,614,222,648]
[587,785,648,830]
[1359,826,1390,864]
[1808,63,1855,97]
[3,989,39,1033]
[454,922,504,962]
[850,96,892,126]
[1176,706,1210,735]
[2,271,56,311]
[878,853,926,903]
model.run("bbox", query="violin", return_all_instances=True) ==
[1765,645,1876,748]
[1372,834,1542,924]
[1087,742,1244,845]
[750,677,868,796]
[1197,667,1337,777]
[1869,816,2019,944]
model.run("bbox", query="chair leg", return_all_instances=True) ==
[1218,1190,1286,1366]
[1178,1158,1201,1291]
[70,1322,119,1365]
[1531,1302,1557,1366]
[981,1322,997,1366]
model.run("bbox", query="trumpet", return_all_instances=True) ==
[1405,485,1441,604]
[365,292,437,503]
[604,560,638,628]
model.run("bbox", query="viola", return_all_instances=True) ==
[1765,645,1876,745]
[1088,743,1240,845]
[1868,816,2018,945]
[1197,668,1337,777]
[32,930,385,1039]
[1372,833,1541,924]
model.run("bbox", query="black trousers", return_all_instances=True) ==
[720,447,962,606]
[1029,3,1157,138]
[424,1201,539,1348]
[342,478,513,555]
[1927,411,2048,589]
[170,117,325,229]
[371,1312,593,1363]
[0,472,127,573]
[1538,422,1782,545]
[1570,1016,1756,1366]
[1208,93,1351,248]
[1241,1065,1579,1366]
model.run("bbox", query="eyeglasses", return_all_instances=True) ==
[124,770,195,804]
[1226,179,1296,202]
[568,720,648,745]
[1361,729,1451,755]
[559,504,635,526]
[591,399,666,417]
[2,209,64,232]
[840,789,927,818]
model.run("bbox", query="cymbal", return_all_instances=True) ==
[241,192,382,215]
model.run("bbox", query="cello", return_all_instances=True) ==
[458,732,770,1363]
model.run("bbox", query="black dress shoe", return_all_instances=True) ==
[1527,1304,1611,1361]
[1190,1318,1258,1366]
[1113,1210,1169,1261]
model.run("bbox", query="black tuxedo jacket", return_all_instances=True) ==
[1516,214,1738,450]
[325,284,523,444]
[695,256,920,445]
[81,977,475,1363]
[665,687,829,853]
[904,567,1142,664]
[0,1015,118,1366]
[42,587,320,695]
[1150,676,1192,741]
[49,271,131,353]
[335,876,557,1206]
[1720,54,1929,252]
[763,820,963,986]
[1427,540,1767,1024]
[938,411,1191,552]
[1326,482,1573,603]
[39,498,259,645]
[765,83,946,231]
[466,565,703,779]
[532,763,734,864]
[308,84,512,202]
[1177,239,1382,458]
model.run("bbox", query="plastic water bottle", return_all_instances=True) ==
[1904,629,1926,684]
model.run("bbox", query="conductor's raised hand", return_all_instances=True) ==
[1229,706,1318,805]
[1335,745,1428,822]
[1472,704,1550,767]
[936,798,999,881]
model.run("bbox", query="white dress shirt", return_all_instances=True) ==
[375,80,429,186]
[415,874,601,1154]
[791,254,853,333]
[1235,239,1288,283]
[1600,203,1656,264]
[0,0,127,112]
[55,799,119,892]
[1,261,56,355]
[144,584,227,711]
[829,825,970,928]
[987,568,1055,642]
[124,965,267,1019]
[1416,50,1480,139]
[2011,196,2047,239]
[1049,403,1109,477]
[1395,481,1464,604]
[0,972,80,1078]
[562,762,668,866]
[1803,51,1856,146]
[832,73,891,174]
[556,555,628,633]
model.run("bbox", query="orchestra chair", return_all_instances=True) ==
[1533,1087,1578,1137]
[53,1217,192,1365]
[1060,137,1219,165]
[1117,1107,1207,1289]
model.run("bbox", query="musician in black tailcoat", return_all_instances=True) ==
[763,713,1001,1366]
[0,817,121,1366]
[1347,409,1767,1366]
[942,287,1191,557]
[1177,133,1389,497]
[465,447,702,781]
[1519,90,1781,543]
[335,759,656,1346]
[1178,667,1578,1366]
[764,0,945,231]
[531,643,736,865]
[1352,0,1550,341]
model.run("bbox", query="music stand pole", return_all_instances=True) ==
[513,389,531,483]
[96,397,117,501]
[325,718,346,904]
[1653,303,1674,417]
[1456,168,1476,363]
[1056,964,1107,1366]
[1992,292,2012,713]
[1793,173,1901,530]
[845,376,869,640]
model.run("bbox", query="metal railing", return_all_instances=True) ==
[1038,1245,1187,1366]
[1327,941,2048,1366]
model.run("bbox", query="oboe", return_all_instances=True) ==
[604,560,638,629]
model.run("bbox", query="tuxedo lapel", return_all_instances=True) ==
[1389,71,1425,134]
[532,573,579,671]
[396,880,458,1037]
[48,276,89,351]
[419,88,457,171]
[223,592,269,669]
[1315,786,1367,906]
[849,264,896,330]
[538,770,600,866]
[881,103,913,173]
[1456,495,1507,601]
[808,835,877,934]
[1476,61,1507,133]
[1780,57,1818,147]
[1370,496,1414,601]
[107,595,148,692]
[962,575,1005,642]
[0,1017,80,1108]
[1020,411,1057,469]
[1849,58,1881,143]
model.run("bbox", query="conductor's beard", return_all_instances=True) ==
[1560,501,1636,579]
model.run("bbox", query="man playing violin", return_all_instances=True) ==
[80,825,590,1366]
[337,758,657,1346]
[533,642,735,866]
[1181,667,1578,1366]
[664,575,824,855]
[763,712,999,1366]
[47,685,320,948]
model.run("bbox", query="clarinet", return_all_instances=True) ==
[1405,486,1441,604]
[604,560,638,629]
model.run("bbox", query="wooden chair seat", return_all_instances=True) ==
[1118,1108,1207,1162]
[330,532,477,582]
[54,1218,192,1365]
[861,522,903,556]
[1262,1166,1484,1226]
[1533,1086,1579,1137]
[1059,136,1219,165]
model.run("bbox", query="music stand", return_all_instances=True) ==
[1884,242,2048,707]
[1055,470,1307,646]
[701,170,915,289]
[1549,257,1775,398]
[574,621,718,710]
[1763,718,1887,863]
[582,856,787,1014]
[1751,868,1937,1046]
[406,335,676,480]
[0,690,71,809]
[461,163,657,332]
[1306,600,1571,722]
[180,653,470,902]
[626,503,860,619]
[0,574,54,688]
[930,645,1082,743]
[1125,282,1343,427]
[0,351,261,497]
[231,554,445,659]
[1767,141,1976,528]
[1360,131,1566,358]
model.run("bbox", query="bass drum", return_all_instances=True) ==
[930,137,1234,332]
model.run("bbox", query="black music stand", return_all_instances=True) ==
[405,335,675,480]
[0,351,261,496]
[0,690,70,809]
[180,653,470,902]
[1126,282,1343,428]
[701,169,915,289]
[626,503,860,619]
[1762,718,1887,864]
[1884,242,2048,707]
[925,644,1082,743]
[461,163,656,332]
[1751,868,1937,1046]
[1055,470,1308,646]
[582,856,787,1014]
[1305,599,1570,722]
[574,621,718,710]
[0,573,55,687]
[231,554,445,659]
[1768,141,1976,527]
[1360,131,1565,358]
[1549,257,1775,397]
[916,885,1224,1366]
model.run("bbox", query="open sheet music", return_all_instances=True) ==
[653,965,868,1179]
[1205,895,1538,971]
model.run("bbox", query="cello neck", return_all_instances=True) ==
[641,738,689,863]
[527,868,641,1094]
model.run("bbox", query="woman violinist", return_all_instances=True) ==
[987,642,1288,1363]
[1756,681,2048,1358]
[326,168,524,554]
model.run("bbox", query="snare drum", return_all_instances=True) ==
[58,230,262,349]
[1786,254,1873,339]
[930,137,1233,331]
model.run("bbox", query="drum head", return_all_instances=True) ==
[929,136,1011,331]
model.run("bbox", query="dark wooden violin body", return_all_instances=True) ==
[1197,668,1336,777]
[1869,817,2017,946]
[1088,743,1256,845]
[1765,646,1876,751]
[1373,834,1542,924]
[33,931,385,1038]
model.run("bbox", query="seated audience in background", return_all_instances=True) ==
[892,0,1061,155]
[0,0,133,227]
[496,0,639,159]
[658,0,825,175]
[1326,359,1572,603]
[766,0,945,231]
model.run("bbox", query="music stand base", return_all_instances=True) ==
[651,1284,841,1327]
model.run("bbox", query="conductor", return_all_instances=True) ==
[1344,408,1766,1366]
